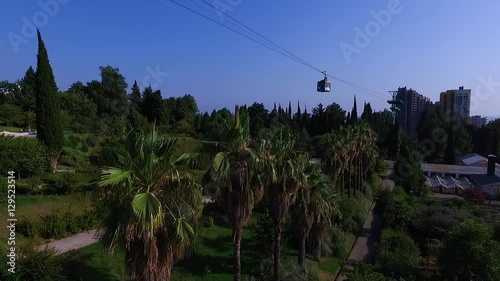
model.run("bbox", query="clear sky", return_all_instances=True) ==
[2,0,500,117]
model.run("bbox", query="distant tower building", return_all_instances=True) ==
[471,115,487,127]
[396,87,432,136]
[439,86,471,121]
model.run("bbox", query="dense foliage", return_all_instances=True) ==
[0,137,49,177]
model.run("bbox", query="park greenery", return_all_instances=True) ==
[0,30,499,281]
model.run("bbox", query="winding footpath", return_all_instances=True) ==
[335,165,395,281]
[38,229,98,256]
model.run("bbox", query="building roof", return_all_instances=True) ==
[420,162,500,175]
[470,174,500,186]
[460,153,488,166]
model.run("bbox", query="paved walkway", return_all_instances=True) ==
[38,229,98,256]
[336,168,394,281]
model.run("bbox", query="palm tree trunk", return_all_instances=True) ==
[298,233,307,267]
[273,224,282,281]
[313,235,322,261]
[234,225,243,281]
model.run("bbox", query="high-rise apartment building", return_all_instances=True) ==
[471,115,487,127]
[396,87,432,136]
[439,86,471,121]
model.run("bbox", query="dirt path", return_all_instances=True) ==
[38,229,98,256]
[335,167,394,281]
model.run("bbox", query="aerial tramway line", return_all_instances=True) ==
[166,0,390,100]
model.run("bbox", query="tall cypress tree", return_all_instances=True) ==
[295,101,302,125]
[288,101,292,120]
[129,80,142,110]
[35,29,63,170]
[351,95,358,122]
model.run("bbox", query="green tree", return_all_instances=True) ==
[443,123,457,164]
[11,66,37,112]
[98,127,202,281]
[351,95,358,122]
[417,105,446,163]
[247,102,269,137]
[35,29,64,170]
[84,66,129,135]
[361,102,373,121]
[208,106,263,281]
[387,118,401,161]
[59,92,97,133]
[129,80,142,111]
[141,87,165,125]
[0,104,25,127]
[67,81,85,93]
[376,229,420,280]
[439,220,500,281]
[291,164,337,266]
[260,126,301,281]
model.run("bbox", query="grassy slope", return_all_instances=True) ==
[0,126,23,132]
[0,194,92,246]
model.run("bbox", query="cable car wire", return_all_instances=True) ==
[166,0,389,100]
[197,0,389,100]
[199,0,324,74]
[166,0,318,70]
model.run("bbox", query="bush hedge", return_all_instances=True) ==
[0,137,50,177]
[18,208,99,239]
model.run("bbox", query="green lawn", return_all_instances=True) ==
[0,126,23,132]
[56,217,347,281]
[0,193,92,245]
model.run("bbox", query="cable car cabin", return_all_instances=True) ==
[317,77,331,92]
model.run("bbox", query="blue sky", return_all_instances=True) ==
[2,0,500,117]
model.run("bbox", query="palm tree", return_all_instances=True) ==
[291,163,338,266]
[260,126,301,281]
[209,106,263,281]
[97,127,202,281]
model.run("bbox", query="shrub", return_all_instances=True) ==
[40,210,68,239]
[252,211,276,257]
[76,208,99,231]
[462,188,485,203]
[338,197,366,234]
[376,229,420,281]
[493,223,500,242]
[0,137,50,177]
[45,173,80,195]
[80,143,89,153]
[322,227,350,259]
[60,250,94,280]
[381,187,414,230]
[201,216,214,228]
[85,134,97,148]
[39,209,82,239]
[251,258,320,281]
[17,246,64,281]
[18,217,41,238]
[439,220,500,281]
[345,263,387,281]
[63,210,80,234]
